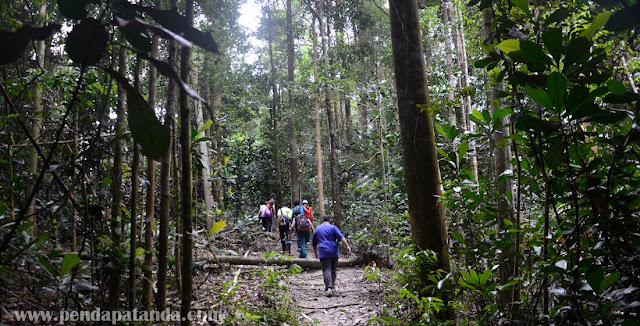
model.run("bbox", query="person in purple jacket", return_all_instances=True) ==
[312,214,351,297]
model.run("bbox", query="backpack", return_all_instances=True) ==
[279,215,291,226]
[261,205,272,218]
[296,214,311,231]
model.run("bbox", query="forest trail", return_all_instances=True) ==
[286,266,378,325]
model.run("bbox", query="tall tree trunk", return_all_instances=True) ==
[388,0,451,285]
[318,0,343,227]
[26,2,47,237]
[193,71,214,231]
[268,2,283,205]
[109,42,127,309]
[482,8,517,315]
[179,1,194,324]
[143,25,159,310]
[156,0,177,311]
[441,0,456,127]
[286,0,300,204]
[210,84,224,208]
[128,143,139,310]
[450,0,478,182]
[311,15,325,218]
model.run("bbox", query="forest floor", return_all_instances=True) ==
[192,229,385,325]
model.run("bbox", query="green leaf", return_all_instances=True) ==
[479,268,492,285]
[458,142,469,160]
[525,86,553,109]
[66,18,107,66]
[514,116,558,133]
[198,120,213,133]
[605,7,640,32]
[0,25,60,65]
[37,255,57,278]
[607,80,627,95]
[542,28,563,63]
[58,0,91,20]
[105,69,170,160]
[117,17,153,53]
[587,267,604,294]
[60,254,81,276]
[509,0,529,15]
[545,7,569,25]
[547,72,566,109]
[565,37,591,67]
[518,40,552,65]
[436,124,447,138]
[545,141,564,170]
[139,53,207,105]
[497,39,520,54]
[503,218,513,226]
[599,271,620,293]
[208,220,226,237]
[469,270,480,285]
[452,231,467,245]
[475,57,497,69]
[580,11,611,40]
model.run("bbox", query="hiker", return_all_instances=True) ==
[290,201,315,258]
[312,214,351,297]
[277,202,293,254]
[302,199,314,225]
[259,199,273,232]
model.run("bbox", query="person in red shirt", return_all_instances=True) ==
[302,199,314,226]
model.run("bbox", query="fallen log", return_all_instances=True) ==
[210,255,358,268]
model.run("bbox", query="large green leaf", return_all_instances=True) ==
[580,11,611,40]
[116,3,219,54]
[542,28,563,63]
[525,85,553,109]
[208,220,226,237]
[565,37,591,67]
[509,0,529,15]
[517,40,552,65]
[605,7,640,32]
[60,253,80,276]
[545,7,569,25]
[0,25,61,65]
[116,17,152,53]
[58,0,91,20]
[547,72,566,109]
[607,80,627,95]
[105,69,170,160]
[65,18,107,66]
[497,39,520,54]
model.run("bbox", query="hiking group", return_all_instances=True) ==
[258,198,351,297]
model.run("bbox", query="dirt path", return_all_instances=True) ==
[287,265,379,325]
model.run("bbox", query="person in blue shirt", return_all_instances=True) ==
[312,214,351,297]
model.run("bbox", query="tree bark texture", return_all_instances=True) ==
[108,43,127,309]
[268,2,284,205]
[388,0,451,272]
[311,14,325,218]
[156,0,176,311]
[287,0,300,204]
[319,0,343,227]
[179,1,194,324]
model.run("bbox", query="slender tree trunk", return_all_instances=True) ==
[128,143,140,309]
[311,15,325,218]
[193,71,214,231]
[210,85,224,207]
[143,31,159,309]
[267,2,283,205]
[441,0,456,127]
[450,0,478,182]
[286,0,300,204]
[109,43,127,309]
[156,0,176,311]
[26,2,47,237]
[388,0,451,286]
[318,0,343,227]
[179,1,194,324]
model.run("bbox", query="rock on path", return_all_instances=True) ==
[287,266,378,326]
